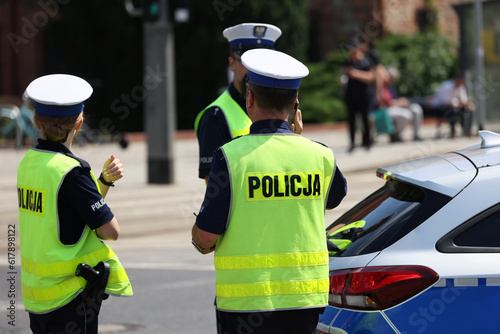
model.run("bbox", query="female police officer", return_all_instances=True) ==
[18,74,132,334]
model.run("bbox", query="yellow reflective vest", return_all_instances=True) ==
[194,90,252,139]
[17,149,132,314]
[214,133,335,312]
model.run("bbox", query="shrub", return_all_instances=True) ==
[376,32,458,97]
[299,52,347,123]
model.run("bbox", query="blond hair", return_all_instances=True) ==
[35,112,82,143]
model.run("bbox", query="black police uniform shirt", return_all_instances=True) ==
[195,119,348,235]
[35,139,114,245]
[196,82,246,179]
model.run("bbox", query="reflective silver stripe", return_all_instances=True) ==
[486,278,500,286]
[434,279,447,287]
[454,278,478,287]
[434,278,500,287]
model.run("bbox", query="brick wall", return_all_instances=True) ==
[382,0,422,35]
[383,0,481,42]
[308,0,485,60]
[308,0,380,60]
[0,1,46,101]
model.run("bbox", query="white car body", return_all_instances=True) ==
[318,131,500,334]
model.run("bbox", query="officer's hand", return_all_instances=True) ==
[290,109,303,135]
[102,155,124,183]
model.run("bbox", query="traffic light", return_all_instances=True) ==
[142,0,189,23]
[169,0,189,23]
[143,0,160,22]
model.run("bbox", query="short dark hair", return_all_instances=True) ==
[247,82,298,114]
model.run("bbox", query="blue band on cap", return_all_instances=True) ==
[229,38,275,49]
[247,71,301,89]
[34,102,84,118]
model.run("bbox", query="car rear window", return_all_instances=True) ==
[326,178,452,257]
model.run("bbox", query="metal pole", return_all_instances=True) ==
[473,0,486,130]
[143,0,176,184]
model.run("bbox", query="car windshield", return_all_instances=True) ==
[326,178,452,257]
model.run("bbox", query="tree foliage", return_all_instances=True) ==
[377,32,457,97]
[299,52,347,124]
[41,2,457,130]
[175,0,309,129]
[44,1,143,132]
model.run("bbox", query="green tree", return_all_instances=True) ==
[44,1,143,133]
[377,32,457,97]
[299,52,347,124]
[42,1,310,131]
[175,0,309,129]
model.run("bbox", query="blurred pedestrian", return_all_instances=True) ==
[381,66,424,142]
[358,40,386,108]
[192,49,347,334]
[431,73,475,138]
[18,74,133,334]
[341,41,376,152]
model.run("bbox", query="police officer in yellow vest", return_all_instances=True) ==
[192,49,347,333]
[195,23,289,183]
[18,74,133,334]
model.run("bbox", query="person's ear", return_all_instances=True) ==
[246,89,255,110]
[75,116,84,131]
[34,115,42,130]
[228,56,236,73]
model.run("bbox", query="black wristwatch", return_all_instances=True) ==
[192,239,215,253]
[99,173,115,187]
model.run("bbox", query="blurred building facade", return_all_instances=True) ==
[307,0,488,61]
[0,1,45,103]
[1,0,498,119]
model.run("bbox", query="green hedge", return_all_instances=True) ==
[299,32,458,124]
[299,52,347,123]
[377,32,457,97]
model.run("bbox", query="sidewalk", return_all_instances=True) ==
[0,121,493,251]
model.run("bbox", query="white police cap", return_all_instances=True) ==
[241,49,309,89]
[26,74,93,118]
[223,23,281,54]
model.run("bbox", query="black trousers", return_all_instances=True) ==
[436,106,473,137]
[29,294,98,334]
[346,98,371,148]
[216,308,324,334]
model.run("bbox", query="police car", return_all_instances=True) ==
[317,130,500,334]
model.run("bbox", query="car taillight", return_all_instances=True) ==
[329,266,438,310]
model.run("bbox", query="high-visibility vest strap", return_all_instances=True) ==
[21,246,116,277]
[194,90,251,138]
[216,278,329,298]
[215,251,328,270]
